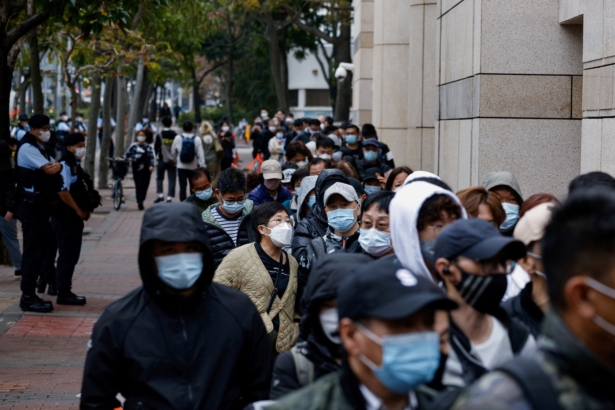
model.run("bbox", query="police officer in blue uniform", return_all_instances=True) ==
[56,112,70,157]
[16,114,63,313]
[11,114,29,141]
[52,133,100,305]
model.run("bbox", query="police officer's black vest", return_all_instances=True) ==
[16,134,63,205]
[56,121,69,144]
[53,156,101,219]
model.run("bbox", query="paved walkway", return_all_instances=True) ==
[0,140,254,409]
[0,176,143,409]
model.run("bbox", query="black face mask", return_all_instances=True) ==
[427,353,448,391]
[455,266,508,314]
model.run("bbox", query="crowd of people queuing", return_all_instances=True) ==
[10,109,615,409]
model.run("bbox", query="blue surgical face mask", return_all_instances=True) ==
[357,324,441,394]
[364,185,381,195]
[359,228,392,257]
[155,253,203,289]
[420,240,436,265]
[276,133,284,140]
[364,150,379,162]
[295,188,301,198]
[307,196,316,209]
[222,199,245,215]
[345,134,357,144]
[195,188,213,201]
[327,207,357,233]
[500,202,520,231]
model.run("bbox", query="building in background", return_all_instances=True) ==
[351,0,615,198]
[288,46,334,118]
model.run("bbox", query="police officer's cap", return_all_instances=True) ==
[64,133,85,147]
[29,114,49,129]
[18,114,29,121]
[337,259,457,322]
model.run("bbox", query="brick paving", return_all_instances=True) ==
[0,173,147,409]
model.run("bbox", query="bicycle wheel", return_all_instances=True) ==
[113,180,122,210]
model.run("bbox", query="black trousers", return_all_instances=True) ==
[133,167,152,204]
[221,158,233,171]
[51,214,84,292]
[177,168,193,201]
[19,203,57,296]
[156,161,176,198]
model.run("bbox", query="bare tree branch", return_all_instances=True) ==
[293,18,341,45]
[197,61,226,85]
[4,7,50,49]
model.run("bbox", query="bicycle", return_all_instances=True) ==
[110,159,129,211]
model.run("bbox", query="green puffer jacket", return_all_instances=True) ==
[267,362,438,410]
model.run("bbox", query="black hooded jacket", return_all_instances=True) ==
[270,254,371,399]
[291,169,350,302]
[80,203,272,410]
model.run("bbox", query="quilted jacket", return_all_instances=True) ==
[202,200,256,268]
[214,243,300,353]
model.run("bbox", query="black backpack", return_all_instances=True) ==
[429,357,561,410]
[179,135,196,163]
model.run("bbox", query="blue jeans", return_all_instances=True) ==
[0,217,22,270]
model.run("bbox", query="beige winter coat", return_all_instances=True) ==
[213,243,299,353]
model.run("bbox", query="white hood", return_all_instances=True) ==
[404,171,441,184]
[390,180,467,282]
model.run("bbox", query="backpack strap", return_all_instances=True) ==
[290,344,314,387]
[496,358,561,410]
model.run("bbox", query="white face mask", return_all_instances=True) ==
[318,153,331,160]
[137,136,146,142]
[221,126,230,132]
[269,126,277,133]
[60,115,68,121]
[74,147,86,160]
[586,277,615,336]
[38,130,51,143]
[359,228,393,257]
[263,222,293,248]
[319,308,341,344]
[295,160,308,168]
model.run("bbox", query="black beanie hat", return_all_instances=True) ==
[29,114,50,129]
[64,132,85,146]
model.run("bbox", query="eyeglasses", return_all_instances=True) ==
[268,217,291,227]
[478,258,515,275]
[223,199,245,205]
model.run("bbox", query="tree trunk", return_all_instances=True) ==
[98,77,114,189]
[149,84,157,121]
[225,43,234,125]
[0,49,13,142]
[29,32,44,114]
[264,15,288,113]
[140,79,152,118]
[278,26,289,111]
[334,22,352,121]
[126,56,145,151]
[115,64,127,156]
[192,69,201,124]
[85,75,101,176]
[69,81,78,132]
[18,75,30,115]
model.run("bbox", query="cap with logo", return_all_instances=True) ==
[434,218,526,263]
[281,168,296,184]
[261,159,283,180]
[338,259,457,321]
[324,182,360,205]
[513,202,555,246]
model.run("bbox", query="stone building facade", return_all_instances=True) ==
[352,0,614,197]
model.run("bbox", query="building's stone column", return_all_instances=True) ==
[352,0,374,125]
[435,0,583,197]
[372,0,411,161]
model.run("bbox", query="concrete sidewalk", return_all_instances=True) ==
[0,176,145,409]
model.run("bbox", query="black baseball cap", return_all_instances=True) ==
[337,259,457,321]
[434,218,526,263]
[363,168,382,183]
[363,138,380,148]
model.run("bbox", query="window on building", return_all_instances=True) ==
[289,90,299,107]
[306,89,330,107]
